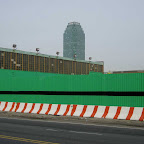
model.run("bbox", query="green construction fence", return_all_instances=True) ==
[0,69,144,107]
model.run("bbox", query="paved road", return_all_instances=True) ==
[0,117,144,144]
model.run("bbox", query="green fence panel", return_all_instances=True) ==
[0,69,144,107]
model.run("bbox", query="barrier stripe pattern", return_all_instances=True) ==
[0,102,143,121]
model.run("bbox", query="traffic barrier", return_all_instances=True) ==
[0,101,144,121]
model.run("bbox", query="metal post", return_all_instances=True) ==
[56,52,60,74]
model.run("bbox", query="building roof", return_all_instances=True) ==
[0,47,103,65]
[112,70,144,74]
[68,22,80,25]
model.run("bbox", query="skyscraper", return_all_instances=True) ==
[63,22,85,60]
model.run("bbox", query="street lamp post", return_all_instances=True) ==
[12,44,17,52]
[36,48,40,53]
[56,52,60,74]
[56,51,60,57]
[73,54,77,74]
[74,54,76,60]
[89,57,92,72]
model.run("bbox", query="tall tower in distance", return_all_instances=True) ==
[63,22,85,60]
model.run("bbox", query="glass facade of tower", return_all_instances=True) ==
[63,22,85,60]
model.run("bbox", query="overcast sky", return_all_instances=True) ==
[0,0,144,72]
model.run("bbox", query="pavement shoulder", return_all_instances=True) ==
[0,111,144,128]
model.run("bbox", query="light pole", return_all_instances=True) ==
[73,54,77,74]
[96,61,104,73]
[36,48,40,54]
[12,44,17,51]
[74,54,77,60]
[36,48,40,71]
[89,57,92,72]
[56,52,60,74]
[56,51,60,57]
[89,57,92,61]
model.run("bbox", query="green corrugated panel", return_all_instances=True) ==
[104,73,144,92]
[0,95,143,107]
[0,69,144,107]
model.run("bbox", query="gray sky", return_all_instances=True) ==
[0,0,144,72]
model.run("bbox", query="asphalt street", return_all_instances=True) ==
[0,117,144,144]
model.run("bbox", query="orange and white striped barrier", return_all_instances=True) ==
[0,101,144,121]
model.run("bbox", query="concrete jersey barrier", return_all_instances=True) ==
[0,101,144,121]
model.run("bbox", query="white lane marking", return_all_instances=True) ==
[68,130,102,135]
[46,128,59,131]
[46,128,102,135]
[0,116,144,131]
